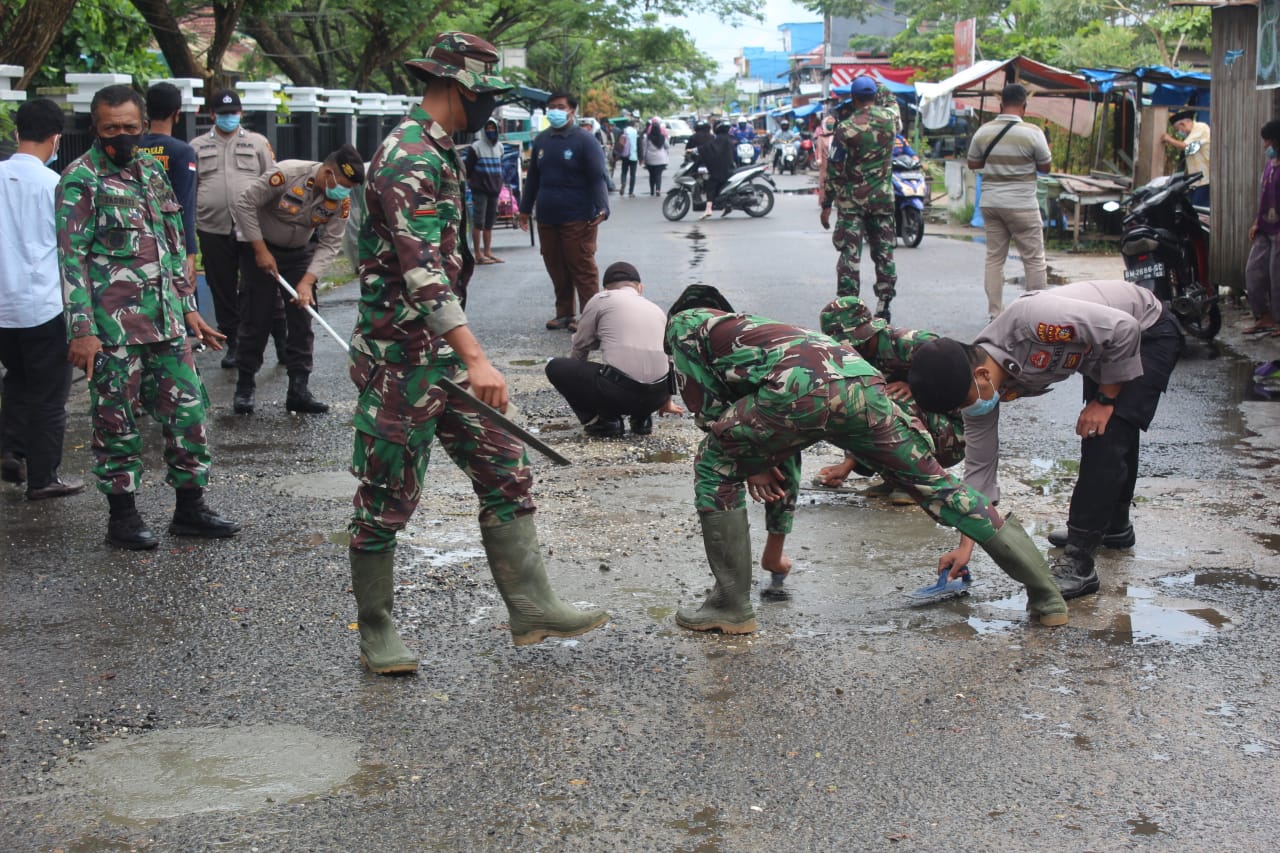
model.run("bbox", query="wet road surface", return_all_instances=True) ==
[3,174,1279,851]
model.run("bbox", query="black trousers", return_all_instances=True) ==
[1068,311,1182,533]
[0,315,72,489]
[236,242,316,376]
[545,357,670,423]
[198,230,241,338]
[619,160,638,195]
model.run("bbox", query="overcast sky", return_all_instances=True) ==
[665,0,819,81]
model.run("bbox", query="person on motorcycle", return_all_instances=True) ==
[699,123,735,219]
[771,119,798,171]
[893,133,916,159]
[731,120,756,144]
[907,280,1182,603]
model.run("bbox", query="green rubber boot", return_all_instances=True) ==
[481,515,610,646]
[980,514,1069,627]
[349,549,419,674]
[676,509,758,634]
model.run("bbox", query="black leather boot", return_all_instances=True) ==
[1049,527,1103,600]
[584,415,623,438]
[1048,523,1134,549]
[106,493,158,550]
[629,414,653,435]
[286,374,329,414]
[219,335,237,369]
[170,488,241,538]
[233,371,255,414]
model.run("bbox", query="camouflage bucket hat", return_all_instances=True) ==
[819,295,885,346]
[405,32,513,94]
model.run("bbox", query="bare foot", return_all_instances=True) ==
[762,533,792,577]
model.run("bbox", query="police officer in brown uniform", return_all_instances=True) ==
[192,89,276,369]
[232,144,364,414]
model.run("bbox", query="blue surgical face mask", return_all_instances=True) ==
[215,114,241,133]
[45,135,60,166]
[547,108,570,129]
[325,182,351,202]
[485,129,499,143]
[1268,145,1277,160]
[960,376,999,417]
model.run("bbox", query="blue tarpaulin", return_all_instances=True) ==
[771,102,823,118]
[1079,66,1210,108]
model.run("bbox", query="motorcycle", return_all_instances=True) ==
[662,157,776,221]
[798,134,814,171]
[891,153,927,248]
[734,140,760,166]
[775,140,799,175]
[1109,171,1220,340]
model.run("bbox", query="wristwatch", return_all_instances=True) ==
[1095,391,1118,406]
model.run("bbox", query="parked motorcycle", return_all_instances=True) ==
[1109,171,1220,340]
[662,157,776,221]
[891,153,927,248]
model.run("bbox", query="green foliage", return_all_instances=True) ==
[31,0,167,88]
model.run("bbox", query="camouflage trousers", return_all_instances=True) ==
[694,374,999,543]
[767,403,965,534]
[833,208,897,300]
[347,349,535,553]
[89,338,211,495]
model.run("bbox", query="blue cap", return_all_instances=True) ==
[850,76,877,97]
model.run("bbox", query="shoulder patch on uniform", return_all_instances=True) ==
[340,198,351,217]
[1035,323,1075,343]
[269,172,285,187]
[1029,349,1051,369]
[1063,352,1082,370]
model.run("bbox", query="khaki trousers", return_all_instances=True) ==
[982,206,1046,317]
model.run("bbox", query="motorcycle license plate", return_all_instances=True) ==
[1124,262,1165,282]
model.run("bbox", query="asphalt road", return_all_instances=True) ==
[3,171,1279,851]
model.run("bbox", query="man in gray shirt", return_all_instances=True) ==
[545,261,680,437]
[907,280,1181,601]
[968,84,1052,319]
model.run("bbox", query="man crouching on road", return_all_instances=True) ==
[347,32,608,675]
[57,84,239,549]
[665,289,1067,634]
[908,280,1181,601]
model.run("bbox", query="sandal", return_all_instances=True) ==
[567,320,578,332]
[486,254,505,263]
[475,256,494,265]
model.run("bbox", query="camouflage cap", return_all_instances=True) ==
[819,296,885,347]
[405,32,513,94]
[668,284,734,317]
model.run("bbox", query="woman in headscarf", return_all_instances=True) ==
[812,114,836,208]
[640,116,670,196]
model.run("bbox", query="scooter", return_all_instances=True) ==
[892,153,927,248]
[662,157,776,221]
[734,140,760,166]
[776,140,799,175]
[798,134,814,171]
[1108,171,1219,340]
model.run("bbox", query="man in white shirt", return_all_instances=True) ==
[0,98,84,499]
[967,84,1053,319]
[544,261,680,437]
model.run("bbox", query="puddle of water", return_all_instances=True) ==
[1126,813,1163,836]
[1157,568,1279,592]
[403,542,485,569]
[272,470,357,501]
[509,359,544,367]
[1089,586,1229,647]
[304,531,350,547]
[58,724,362,824]
[930,615,1018,639]
[538,423,574,432]
[670,805,726,852]
[1252,532,1280,554]
[639,449,689,464]
[646,605,676,621]
[1021,457,1080,496]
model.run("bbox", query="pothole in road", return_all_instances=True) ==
[1157,567,1280,591]
[272,470,358,500]
[57,724,364,824]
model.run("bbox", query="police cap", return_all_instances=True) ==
[327,143,366,184]
[212,89,242,114]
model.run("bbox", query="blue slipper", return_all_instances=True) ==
[907,567,973,606]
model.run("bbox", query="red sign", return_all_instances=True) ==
[954,19,976,73]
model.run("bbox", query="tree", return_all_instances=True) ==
[28,0,167,89]
[0,0,83,89]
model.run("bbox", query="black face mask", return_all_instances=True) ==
[97,133,141,168]
[461,92,498,134]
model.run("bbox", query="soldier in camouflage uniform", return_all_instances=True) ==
[821,76,897,321]
[756,295,967,583]
[664,304,1067,634]
[346,32,608,675]
[57,84,240,550]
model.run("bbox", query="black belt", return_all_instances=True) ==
[265,240,313,255]
[600,364,668,394]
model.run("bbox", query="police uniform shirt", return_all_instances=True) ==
[963,279,1163,502]
[233,159,349,280]
[192,127,274,235]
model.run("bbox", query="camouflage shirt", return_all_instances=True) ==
[57,144,194,345]
[351,104,469,364]
[820,296,938,381]
[825,105,896,213]
[666,309,877,423]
